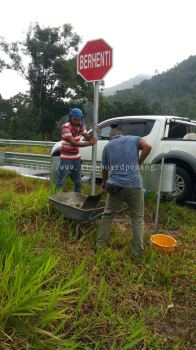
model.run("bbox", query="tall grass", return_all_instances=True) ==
[0,213,85,349]
[0,169,195,349]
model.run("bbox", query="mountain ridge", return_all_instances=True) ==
[105,55,196,120]
[103,74,151,96]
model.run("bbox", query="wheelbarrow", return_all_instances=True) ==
[49,192,128,239]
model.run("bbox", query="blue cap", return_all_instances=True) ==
[69,108,83,118]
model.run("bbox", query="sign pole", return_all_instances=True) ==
[90,81,99,196]
[77,39,112,196]
[154,157,165,231]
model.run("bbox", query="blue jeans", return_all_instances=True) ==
[56,159,81,192]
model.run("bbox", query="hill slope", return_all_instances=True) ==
[107,56,196,120]
[103,74,151,96]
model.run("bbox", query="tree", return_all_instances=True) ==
[0,23,93,138]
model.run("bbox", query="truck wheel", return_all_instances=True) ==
[172,167,193,202]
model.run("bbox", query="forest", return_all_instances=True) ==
[0,23,196,141]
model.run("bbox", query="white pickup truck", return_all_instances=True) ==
[51,115,196,202]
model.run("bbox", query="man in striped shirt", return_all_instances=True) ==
[56,108,96,192]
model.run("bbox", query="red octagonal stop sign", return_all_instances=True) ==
[77,39,113,82]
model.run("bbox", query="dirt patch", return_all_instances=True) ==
[12,178,37,193]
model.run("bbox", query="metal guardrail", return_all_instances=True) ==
[0,139,55,147]
[50,157,176,193]
[0,152,51,171]
[0,149,177,230]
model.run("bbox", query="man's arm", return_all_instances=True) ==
[82,125,99,141]
[138,139,152,165]
[66,137,96,147]
[81,124,92,141]
[102,168,109,187]
[62,125,96,147]
[101,147,109,192]
[101,168,109,194]
[82,132,93,141]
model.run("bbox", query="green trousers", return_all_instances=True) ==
[96,188,144,257]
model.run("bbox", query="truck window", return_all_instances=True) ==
[166,122,196,140]
[98,125,112,139]
[183,124,196,140]
[121,120,155,137]
[97,120,123,139]
[168,123,188,138]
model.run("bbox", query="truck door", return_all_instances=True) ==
[80,120,122,161]
[120,118,160,162]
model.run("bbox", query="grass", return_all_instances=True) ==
[0,145,50,155]
[0,169,195,349]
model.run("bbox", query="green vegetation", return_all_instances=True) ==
[1,23,196,142]
[0,145,50,154]
[106,56,196,120]
[0,169,195,349]
[0,23,93,140]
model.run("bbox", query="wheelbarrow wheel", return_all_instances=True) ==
[65,220,78,241]
[75,223,83,240]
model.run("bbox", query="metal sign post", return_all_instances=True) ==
[77,39,113,196]
[90,81,99,195]
[154,157,165,231]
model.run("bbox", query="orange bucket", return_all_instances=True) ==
[150,234,177,253]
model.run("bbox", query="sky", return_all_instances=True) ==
[0,0,196,98]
